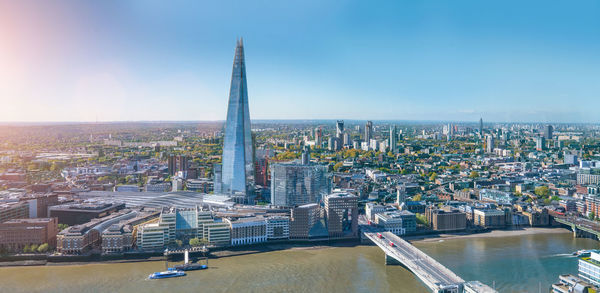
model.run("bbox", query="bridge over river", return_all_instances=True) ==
[360,218,496,293]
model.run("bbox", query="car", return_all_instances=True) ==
[377,233,383,239]
[389,241,395,247]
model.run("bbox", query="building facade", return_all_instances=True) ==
[270,163,330,207]
[324,192,358,237]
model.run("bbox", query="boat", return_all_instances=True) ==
[173,263,208,271]
[573,249,595,257]
[148,268,186,279]
[172,248,208,271]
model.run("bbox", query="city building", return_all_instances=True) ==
[266,215,290,240]
[473,209,506,228]
[479,189,514,205]
[289,203,320,239]
[226,216,267,246]
[49,202,126,226]
[365,203,386,222]
[426,207,467,231]
[0,202,29,222]
[324,192,358,237]
[168,154,189,177]
[579,251,600,286]
[217,39,255,201]
[486,135,494,153]
[374,210,416,235]
[544,125,553,140]
[365,121,373,142]
[389,125,397,153]
[202,221,231,246]
[0,218,58,252]
[270,163,330,207]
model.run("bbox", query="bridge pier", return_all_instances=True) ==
[385,254,401,265]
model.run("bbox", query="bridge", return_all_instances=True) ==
[554,216,600,239]
[360,217,496,292]
[364,231,465,292]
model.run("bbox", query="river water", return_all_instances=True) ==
[0,230,597,293]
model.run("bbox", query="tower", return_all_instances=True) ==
[365,121,373,142]
[219,39,254,201]
[389,125,397,153]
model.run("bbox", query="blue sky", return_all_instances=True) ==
[1,0,599,122]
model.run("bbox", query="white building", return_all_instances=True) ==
[579,251,600,286]
[365,203,386,222]
[226,217,267,246]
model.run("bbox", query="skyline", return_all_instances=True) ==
[1,1,599,123]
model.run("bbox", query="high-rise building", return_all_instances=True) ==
[218,39,254,201]
[486,135,495,153]
[479,118,483,135]
[168,155,189,177]
[389,125,397,153]
[544,125,553,140]
[365,121,373,142]
[301,145,311,165]
[536,136,545,151]
[336,120,344,140]
[270,163,330,207]
[343,133,351,146]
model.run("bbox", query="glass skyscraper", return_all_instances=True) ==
[219,39,254,199]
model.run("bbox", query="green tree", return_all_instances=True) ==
[534,186,550,198]
[590,212,596,221]
[58,224,69,231]
[189,238,201,247]
[23,245,30,253]
[412,194,422,201]
[469,171,479,178]
[30,244,38,253]
[37,243,49,253]
[175,240,183,247]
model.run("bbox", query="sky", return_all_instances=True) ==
[0,0,599,123]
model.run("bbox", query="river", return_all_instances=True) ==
[0,230,597,293]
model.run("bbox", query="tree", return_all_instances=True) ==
[412,194,422,201]
[58,224,69,231]
[23,245,30,253]
[469,171,479,178]
[37,243,49,253]
[429,172,438,182]
[30,244,38,253]
[189,238,201,247]
[590,212,596,221]
[534,186,550,198]
[175,240,183,247]
[333,162,344,172]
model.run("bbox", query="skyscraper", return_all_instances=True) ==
[336,120,344,140]
[479,118,483,135]
[365,121,373,142]
[486,135,494,153]
[544,125,553,140]
[219,39,254,200]
[389,125,397,153]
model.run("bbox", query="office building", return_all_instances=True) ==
[266,216,290,240]
[426,207,467,231]
[324,192,358,237]
[473,209,506,228]
[49,202,125,226]
[226,216,267,246]
[0,202,29,222]
[0,218,58,252]
[579,251,600,286]
[374,210,416,235]
[270,163,330,207]
[254,156,269,187]
[365,203,386,222]
[218,39,255,201]
[202,221,231,246]
[289,203,320,239]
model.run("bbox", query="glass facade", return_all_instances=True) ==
[270,163,331,207]
[221,39,254,197]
